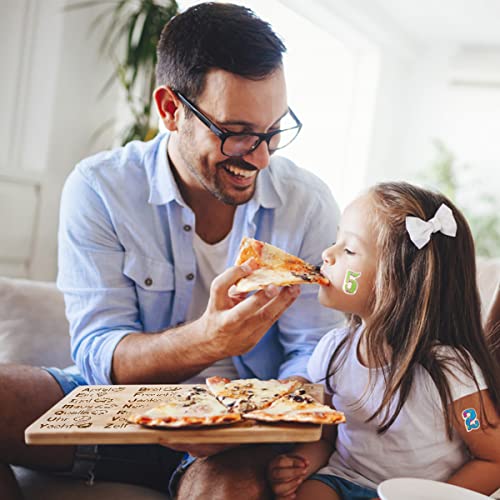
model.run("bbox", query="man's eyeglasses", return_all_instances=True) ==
[173,90,302,158]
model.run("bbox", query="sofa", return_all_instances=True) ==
[0,278,169,499]
[0,257,499,499]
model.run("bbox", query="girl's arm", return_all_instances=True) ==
[446,389,500,495]
[295,394,339,475]
[268,424,337,498]
[293,423,338,475]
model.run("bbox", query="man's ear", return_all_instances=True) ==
[154,86,180,131]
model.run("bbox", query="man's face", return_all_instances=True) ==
[174,68,288,205]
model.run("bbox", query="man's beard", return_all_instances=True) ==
[176,125,260,206]
[187,156,259,206]
[213,157,258,205]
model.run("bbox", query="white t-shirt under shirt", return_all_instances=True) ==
[307,326,487,490]
[183,231,238,384]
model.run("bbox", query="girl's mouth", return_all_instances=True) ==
[319,265,332,285]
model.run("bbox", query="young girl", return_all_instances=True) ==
[268,182,500,499]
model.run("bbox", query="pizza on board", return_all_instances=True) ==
[129,378,346,429]
[244,389,346,425]
[205,376,302,413]
[128,385,241,428]
[234,237,329,293]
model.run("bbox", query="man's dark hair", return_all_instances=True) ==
[156,2,286,100]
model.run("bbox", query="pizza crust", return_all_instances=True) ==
[235,268,321,293]
[243,390,346,425]
[129,411,242,428]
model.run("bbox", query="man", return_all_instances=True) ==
[0,3,342,499]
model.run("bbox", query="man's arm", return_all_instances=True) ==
[112,267,300,384]
[58,167,300,385]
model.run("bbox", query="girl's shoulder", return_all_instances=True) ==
[307,325,353,385]
[431,344,488,401]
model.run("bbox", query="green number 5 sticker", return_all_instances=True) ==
[343,270,361,295]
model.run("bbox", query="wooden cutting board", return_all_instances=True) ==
[25,384,324,445]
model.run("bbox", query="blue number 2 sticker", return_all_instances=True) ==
[462,408,480,432]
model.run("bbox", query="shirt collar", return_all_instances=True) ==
[148,133,187,207]
[147,132,283,211]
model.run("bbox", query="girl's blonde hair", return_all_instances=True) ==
[327,182,499,436]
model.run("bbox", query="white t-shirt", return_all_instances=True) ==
[183,231,238,384]
[307,326,487,490]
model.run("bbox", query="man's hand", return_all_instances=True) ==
[200,261,301,358]
[268,453,309,499]
[285,376,309,384]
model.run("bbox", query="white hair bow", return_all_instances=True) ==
[405,203,457,249]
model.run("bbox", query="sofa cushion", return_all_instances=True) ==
[0,277,72,368]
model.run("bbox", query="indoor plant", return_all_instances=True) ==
[68,0,179,144]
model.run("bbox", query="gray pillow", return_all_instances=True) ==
[0,277,72,368]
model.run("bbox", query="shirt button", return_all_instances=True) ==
[183,224,192,232]
[144,277,153,287]
[186,273,194,281]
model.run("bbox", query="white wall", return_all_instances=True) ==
[282,0,420,205]
[0,0,119,280]
[366,41,500,226]
[294,1,500,191]
[2,0,499,279]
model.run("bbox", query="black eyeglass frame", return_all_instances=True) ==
[173,90,302,158]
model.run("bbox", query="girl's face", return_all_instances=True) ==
[319,194,378,320]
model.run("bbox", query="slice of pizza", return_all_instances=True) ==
[128,385,242,428]
[234,237,329,293]
[243,389,346,425]
[206,376,302,414]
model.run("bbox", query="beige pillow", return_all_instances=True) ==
[0,277,72,368]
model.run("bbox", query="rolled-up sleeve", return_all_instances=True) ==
[57,166,141,384]
[277,186,345,380]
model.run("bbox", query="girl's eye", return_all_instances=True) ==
[344,248,355,255]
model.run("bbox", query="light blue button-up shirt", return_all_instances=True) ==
[57,133,344,385]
